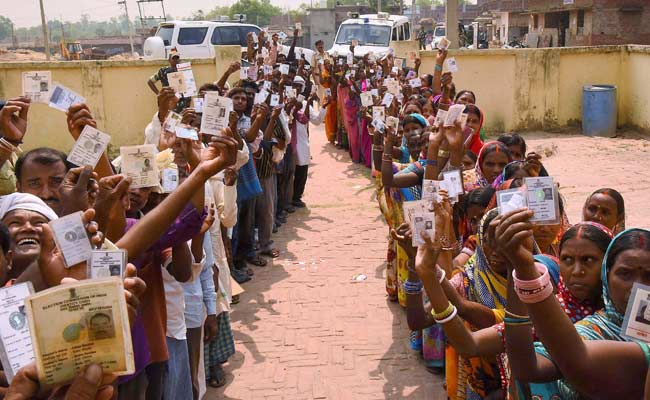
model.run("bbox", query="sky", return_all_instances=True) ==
[1,0,300,28]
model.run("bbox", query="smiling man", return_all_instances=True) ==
[0,192,58,281]
[14,148,70,216]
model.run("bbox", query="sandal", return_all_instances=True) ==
[260,248,280,258]
[208,365,226,388]
[246,256,267,267]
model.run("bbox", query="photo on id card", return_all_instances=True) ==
[89,250,127,279]
[525,176,559,224]
[119,145,159,189]
[0,282,35,384]
[49,211,93,268]
[621,283,650,343]
[22,71,51,103]
[67,125,111,169]
[24,279,135,385]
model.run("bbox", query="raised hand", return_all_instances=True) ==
[523,152,543,177]
[199,128,239,177]
[123,263,146,327]
[157,87,178,120]
[0,97,30,144]
[390,223,416,259]
[435,49,448,65]
[200,202,216,235]
[66,104,97,140]
[5,363,115,400]
[58,166,99,215]
[494,209,535,271]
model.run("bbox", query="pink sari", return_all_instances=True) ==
[338,85,360,163]
[360,80,372,168]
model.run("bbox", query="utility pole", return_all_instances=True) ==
[446,0,459,49]
[118,0,136,56]
[39,0,50,60]
[377,0,381,13]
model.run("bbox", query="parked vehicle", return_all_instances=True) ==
[143,20,261,59]
[329,12,412,58]
[431,24,446,49]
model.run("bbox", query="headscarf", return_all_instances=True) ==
[0,193,58,221]
[575,228,650,340]
[463,208,507,310]
[408,113,428,128]
[463,141,512,193]
[492,160,524,188]
[464,104,484,156]
[458,208,507,399]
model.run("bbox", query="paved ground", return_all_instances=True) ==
[208,124,444,399]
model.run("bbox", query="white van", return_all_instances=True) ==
[144,20,261,59]
[329,13,412,58]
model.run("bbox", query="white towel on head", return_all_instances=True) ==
[0,192,58,221]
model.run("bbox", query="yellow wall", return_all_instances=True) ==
[0,45,241,152]
[0,45,648,151]
[624,46,650,131]
[419,45,648,133]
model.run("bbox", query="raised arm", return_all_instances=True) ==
[496,209,648,398]
[0,97,30,169]
[115,130,238,260]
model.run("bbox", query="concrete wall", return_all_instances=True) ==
[0,45,241,152]
[419,45,649,133]
[1,45,648,151]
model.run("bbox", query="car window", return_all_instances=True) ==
[157,25,174,46]
[211,27,240,45]
[334,24,391,46]
[392,28,397,41]
[178,27,208,45]
[238,26,261,46]
[404,23,410,40]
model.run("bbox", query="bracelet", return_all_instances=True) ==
[382,153,393,162]
[503,317,532,326]
[372,144,384,152]
[505,309,529,319]
[403,280,423,294]
[435,306,458,324]
[2,137,22,146]
[431,301,454,320]
[0,138,18,154]
[438,149,450,158]
[461,247,475,257]
[437,267,446,284]
[513,263,554,304]
[426,159,438,166]
[434,64,443,72]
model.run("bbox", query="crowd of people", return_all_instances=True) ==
[0,23,648,400]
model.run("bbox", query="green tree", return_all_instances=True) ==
[0,16,13,41]
[229,0,282,26]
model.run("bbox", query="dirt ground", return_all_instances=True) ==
[505,128,650,227]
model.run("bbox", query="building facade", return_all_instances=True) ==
[479,0,650,47]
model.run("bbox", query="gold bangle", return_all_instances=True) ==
[505,309,530,320]
[438,149,450,158]
[431,301,454,320]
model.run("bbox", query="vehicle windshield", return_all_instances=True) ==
[177,27,208,45]
[157,25,174,46]
[335,24,391,46]
[434,26,446,37]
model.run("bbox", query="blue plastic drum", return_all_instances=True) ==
[582,85,617,137]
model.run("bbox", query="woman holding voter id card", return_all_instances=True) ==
[491,211,650,399]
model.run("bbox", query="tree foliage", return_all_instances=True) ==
[0,15,13,41]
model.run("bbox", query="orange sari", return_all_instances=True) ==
[321,70,337,143]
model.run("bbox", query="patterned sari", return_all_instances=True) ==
[450,209,507,400]
[534,228,650,399]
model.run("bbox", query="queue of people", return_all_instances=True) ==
[0,28,327,400]
[351,42,647,399]
[0,23,648,400]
